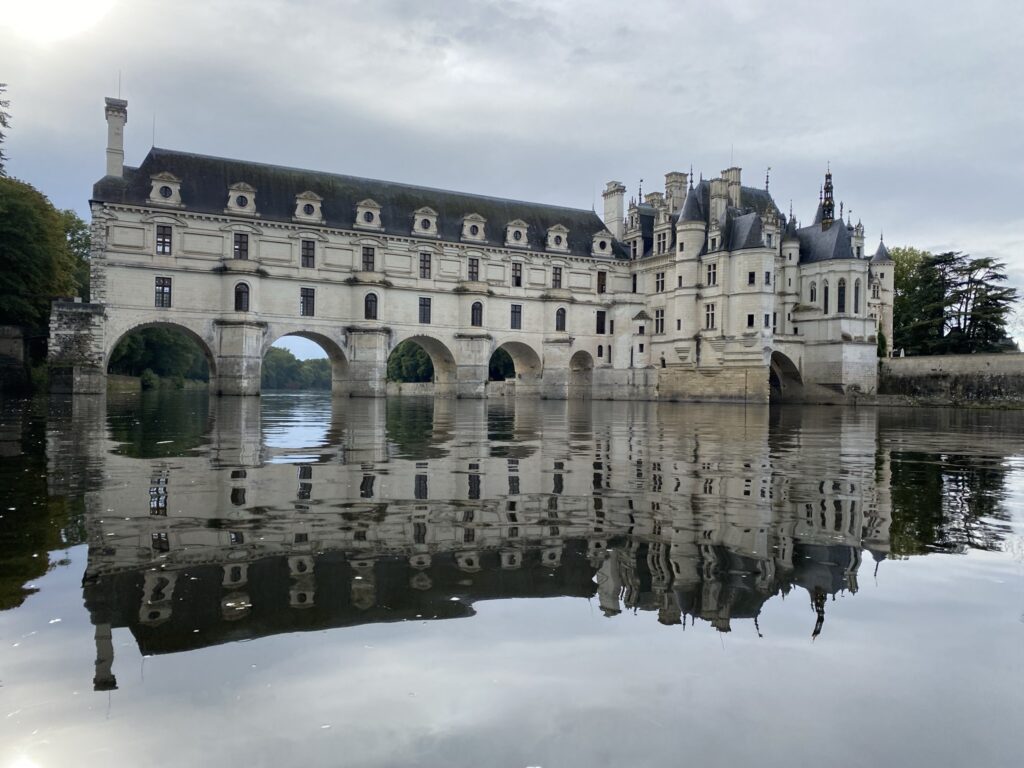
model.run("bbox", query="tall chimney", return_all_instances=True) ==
[602,181,626,240]
[104,97,128,178]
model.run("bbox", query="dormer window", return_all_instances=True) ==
[413,207,439,237]
[505,219,529,247]
[148,172,183,207]
[226,182,257,216]
[591,230,613,257]
[546,225,569,253]
[355,199,383,230]
[293,191,324,223]
[461,214,487,242]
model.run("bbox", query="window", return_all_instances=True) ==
[468,257,479,281]
[676,319,681,330]
[419,297,431,324]
[656,231,667,254]
[854,279,862,313]
[512,263,522,287]
[764,313,771,328]
[555,307,566,332]
[597,344,603,358]
[630,240,639,258]
[748,271,756,286]
[810,281,818,303]
[872,282,880,300]
[154,276,172,308]
[638,325,645,335]
[233,233,249,260]
[471,301,483,327]
[823,281,830,314]
[678,275,683,288]
[415,475,428,500]
[595,310,607,335]
[765,271,771,286]
[654,309,664,334]
[747,313,755,328]
[706,263,717,286]
[632,274,637,293]
[597,271,607,293]
[301,239,315,268]
[772,312,777,332]
[234,283,250,311]
[711,237,718,249]
[552,266,562,289]
[837,278,847,313]
[420,252,431,279]
[705,303,716,329]
[364,293,378,320]
[300,287,315,316]
[362,246,375,272]
[156,225,172,255]
[655,272,665,292]
[766,233,773,247]
[638,343,645,353]
[511,304,522,330]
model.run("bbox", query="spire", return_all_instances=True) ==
[821,166,835,229]
[638,178,643,199]
[765,166,771,191]
[689,165,694,189]
[789,199,793,219]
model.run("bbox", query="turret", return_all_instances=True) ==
[104,97,128,178]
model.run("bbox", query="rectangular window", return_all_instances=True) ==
[655,272,665,292]
[676,318,681,331]
[233,233,249,260]
[510,304,522,330]
[706,263,717,286]
[512,263,522,286]
[420,252,431,279]
[156,225,172,255]
[711,237,717,249]
[632,274,637,293]
[656,231,667,254]
[655,309,665,334]
[468,257,479,281]
[678,275,683,288]
[638,343,645,353]
[764,313,771,328]
[748,271,756,286]
[772,312,777,332]
[705,303,716,329]
[747,313,755,328]
[154,276,172,308]
[299,287,315,317]
[597,271,607,294]
[630,240,639,258]
[362,246,375,272]
[419,297,431,324]
[596,310,606,335]
[414,475,428,500]
[765,271,772,286]
[301,239,315,268]
[552,266,562,289]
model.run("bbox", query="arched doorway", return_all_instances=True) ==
[263,331,349,396]
[387,335,458,396]
[488,341,542,397]
[568,350,594,398]
[769,351,803,403]
[106,322,216,392]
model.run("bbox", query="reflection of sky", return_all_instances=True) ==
[2,534,1022,768]
[261,393,330,451]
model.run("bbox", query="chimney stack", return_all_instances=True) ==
[602,181,626,240]
[104,97,128,178]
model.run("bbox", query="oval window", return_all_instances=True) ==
[554,235,563,245]
[421,218,431,230]
[159,185,173,198]
[599,240,607,250]
[513,230,523,241]
[363,211,375,223]
[235,195,248,208]
[469,224,480,236]
[303,203,315,215]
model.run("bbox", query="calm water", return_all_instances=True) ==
[1,392,1022,767]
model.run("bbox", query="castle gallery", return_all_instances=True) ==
[49,98,895,402]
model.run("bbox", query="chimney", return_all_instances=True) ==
[664,171,688,212]
[602,181,626,240]
[722,166,741,207]
[104,97,128,178]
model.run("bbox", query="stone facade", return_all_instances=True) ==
[48,98,894,401]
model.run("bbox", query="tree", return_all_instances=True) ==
[59,209,91,302]
[0,177,77,329]
[387,340,433,382]
[488,348,516,381]
[260,346,331,390]
[108,327,210,380]
[0,83,9,177]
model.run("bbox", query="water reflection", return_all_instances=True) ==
[0,393,999,694]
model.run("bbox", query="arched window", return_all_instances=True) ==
[823,280,830,314]
[597,344,604,358]
[234,282,250,311]
[364,292,378,320]
[555,307,566,332]
[854,279,861,314]
[471,301,483,327]
[837,278,847,313]
[809,281,817,303]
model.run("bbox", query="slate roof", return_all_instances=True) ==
[94,148,625,259]
[795,220,857,263]
[726,211,764,251]
[673,180,779,222]
[871,238,893,263]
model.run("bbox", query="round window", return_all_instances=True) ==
[513,230,523,241]
[554,235,563,245]
[363,211,375,223]
[469,224,479,236]
[303,203,315,215]
[235,195,249,208]
[599,240,607,250]
[421,218,431,230]
[159,185,173,199]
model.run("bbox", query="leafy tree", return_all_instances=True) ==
[0,83,9,176]
[59,209,91,302]
[488,348,516,381]
[108,327,210,380]
[387,340,433,382]
[261,346,331,390]
[0,177,77,329]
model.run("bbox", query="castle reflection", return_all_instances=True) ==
[57,394,913,692]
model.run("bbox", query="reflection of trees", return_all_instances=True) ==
[107,390,212,458]
[889,453,1011,556]
[385,398,446,459]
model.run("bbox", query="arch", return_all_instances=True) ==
[388,334,458,396]
[234,282,250,312]
[837,278,847,314]
[822,280,830,314]
[555,307,567,332]
[105,320,217,386]
[364,292,378,320]
[854,279,861,314]
[597,344,604,359]
[568,350,594,397]
[263,330,349,396]
[809,281,817,303]
[493,341,542,382]
[471,301,483,327]
[769,351,803,403]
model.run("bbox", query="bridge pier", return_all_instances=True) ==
[346,328,389,398]
[214,320,266,396]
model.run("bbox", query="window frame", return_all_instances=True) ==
[233,233,249,260]
[555,307,566,332]
[361,245,375,272]
[419,252,431,279]
[154,276,172,308]
[234,282,250,312]
[470,301,483,327]
[299,287,315,317]
[364,292,378,320]
[156,224,172,255]
[510,303,522,330]
[300,239,315,268]
[419,296,432,324]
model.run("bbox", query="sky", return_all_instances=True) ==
[3,0,1023,357]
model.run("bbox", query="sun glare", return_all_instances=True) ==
[3,0,116,44]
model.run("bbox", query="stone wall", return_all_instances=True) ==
[879,354,1024,406]
[48,301,107,394]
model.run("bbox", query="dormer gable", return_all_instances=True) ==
[591,229,614,257]
[293,190,324,223]
[148,172,183,207]
[461,213,487,242]
[413,206,439,237]
[226,182,258,216]
[546,224,569,253]
[505,219,529,247]
[355,199,383,230]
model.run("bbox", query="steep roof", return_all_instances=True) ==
[94,148,623,259]
[726,211,764,251]
[795,220,857,263]
[871,238,893,263]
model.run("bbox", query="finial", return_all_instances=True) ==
[840,201,844,220]
[789,200,793,219]
[765,166,771,191]
[638,178,643,199]
[827,160,831,174]
[819,186,823,202]
[880,230,884,242]
[689,165,693,188]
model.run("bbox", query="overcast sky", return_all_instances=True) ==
[3,0,1023,355]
